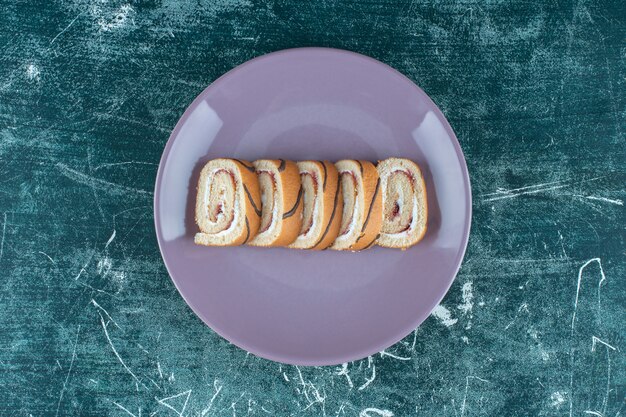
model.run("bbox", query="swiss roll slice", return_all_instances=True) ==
[288,160,343,250]
[194,158,262,246]
[248,159,303,247]
[331,160,382,251]
[376,158,428,249]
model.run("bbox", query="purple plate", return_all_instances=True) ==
[154,48,471,366]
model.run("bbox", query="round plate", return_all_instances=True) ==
[154,48,471,366]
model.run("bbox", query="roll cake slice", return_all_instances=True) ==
[288,160,343,250]
[194,158,262,246]
[376,158,428,249]
[331,160,382,251]
[248,159,303,247]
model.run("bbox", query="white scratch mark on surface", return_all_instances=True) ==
[458,282,474,314]
[39,251,56,264]
[282,372,290,382]
[295,366,310,403]
[95,161,159,171]
[359,408,394,417]
[460,377,470,417]
[591,337,616,414]
[379,349,411,361]
[432,305,458,327]
[483,177,607,203]
[77,281,117,298]
[95,113,171,133]
[146,376,161,390]
[460,376,489,417]
[112,206,150,228]
[55,326,80,417]
[99,311,141,385]
[482,180,565,197]
[335,363,353,388]
[569,367,574,415]
[571,258,605,335]
[74,249,96,281]
[458,282,474,329]
[592,336,617,352]
[575,195,623,206]
[91,299,119,328]
[57,163,152,196]
[483,184,570,202]
[584,411,604,417]
[557,230,568,258]
[0,213,6,263]
[566,257,600,417]
[358,363,376,391]
[201,380,222,416]
[26,64,41,81]
[157,362,163,379]
[227,391,246,417]
[50,12,82,44]
[242,351,251,366]
[295,366,326,414]
[597,265,607,313]
[504,303,529,330]
[112,401,138,417]
[410,329,418,351]
[156,390,191,417]
[94,303,144,387]
[105,229,116,249]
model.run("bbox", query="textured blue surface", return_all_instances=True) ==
[0,0,624,416]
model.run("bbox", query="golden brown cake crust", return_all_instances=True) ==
[233,159,262,245]
[349,160,383,251]
[274,160,304,246]
[310,161,343,250]
[248,159,303,247]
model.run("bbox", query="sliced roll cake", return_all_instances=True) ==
[289,161,343,250]
[194,158,262,246]
[377,158,428,249]
[331,160,382,251]
[248,159,303,247]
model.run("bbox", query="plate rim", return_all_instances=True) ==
[153,47,473,366]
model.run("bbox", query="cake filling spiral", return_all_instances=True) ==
[382,170,416,235]
[257,170,278,234]
[299,172,319,237]
[338,171,359,236]
[204,169,239,235]
[376,157,427,249]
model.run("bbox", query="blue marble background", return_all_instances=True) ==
[0,0,624,415]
